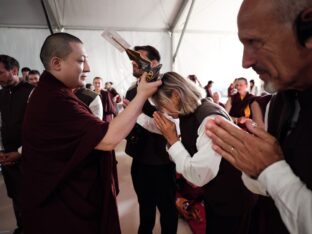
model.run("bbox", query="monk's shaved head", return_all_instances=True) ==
[40,32,82,70]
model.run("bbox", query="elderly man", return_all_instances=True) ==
[206,0,312,234]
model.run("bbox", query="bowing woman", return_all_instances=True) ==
[151,72,256,234]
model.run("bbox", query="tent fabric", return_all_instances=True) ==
[0,28,172,95]
[0,0,182,31]
[0,0,261,94]
[173,32,257,93]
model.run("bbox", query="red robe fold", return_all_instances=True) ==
[21,71,121,234]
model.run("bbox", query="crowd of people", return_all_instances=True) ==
[1,0,312,233]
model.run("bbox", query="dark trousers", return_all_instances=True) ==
[204,202,252,234]
[1,164,23,230]
[131,160,178,234]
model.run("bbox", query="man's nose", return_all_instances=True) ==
[242,47,256,69]
[83,61,91,73]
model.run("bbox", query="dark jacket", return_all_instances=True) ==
[229,92,255,118]
[253,89,312,234]
[179,99,256,217]
[125,84,171,165]
[0,81,33,152]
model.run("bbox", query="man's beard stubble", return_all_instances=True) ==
[252,65,277,94]
[263,81,277,94]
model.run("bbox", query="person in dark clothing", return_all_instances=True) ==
[92,76,120,195]
[20,32,161,234]
[105,82,119,100]
[249,79,259,96]
[105,81,121,114]
[21,67,31,81]
[205,0,312,233]
[225,77,255,125]
[74,74,103,119]
[125,45,178,234]
[204,80,213,98]
[0,54,34,234]
[85,83,94,90]
[27,69,40,87]
[152,72,256,234]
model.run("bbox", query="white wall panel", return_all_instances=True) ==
[0,28,171,95]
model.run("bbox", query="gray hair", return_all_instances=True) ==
[151,72,204,115]
[273,0,312,23]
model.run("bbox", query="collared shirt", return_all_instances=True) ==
[137,113,222,187]
[168,115,222,187]
[136,112,180,135]
[243,161,312,234]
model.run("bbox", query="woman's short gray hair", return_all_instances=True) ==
[151,72,204,115]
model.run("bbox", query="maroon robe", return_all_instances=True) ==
[229,92,255,118]
[99,90,116,122]
[21,71,121,234]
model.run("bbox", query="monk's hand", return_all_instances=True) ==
[137,72,162,99]
[0,151,21,166]
[205,116,284,178]
[153,111,178,146]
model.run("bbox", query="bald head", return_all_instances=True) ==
[238,0,312,92]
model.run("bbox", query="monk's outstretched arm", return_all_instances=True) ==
[95,73,162,151]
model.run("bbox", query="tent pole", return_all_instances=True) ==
[170,0,189,32]
[41,0,54,34]
[170,31,173,71]
[169,0,189,70]
[172,0,196,64]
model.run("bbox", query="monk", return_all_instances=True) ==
[20,32,161,234]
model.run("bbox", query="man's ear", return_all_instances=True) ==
[11,67,19,76]
[305,37,312,49]
[151,60,159,68]
[50,57,62,71]
[297,7,312,47]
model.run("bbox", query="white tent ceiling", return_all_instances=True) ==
[0,0,241,32]
[0,0,259,95]
[0,0,183,31]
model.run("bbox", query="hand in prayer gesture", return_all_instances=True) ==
[205,116,284,178]
[153,111,179,146]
